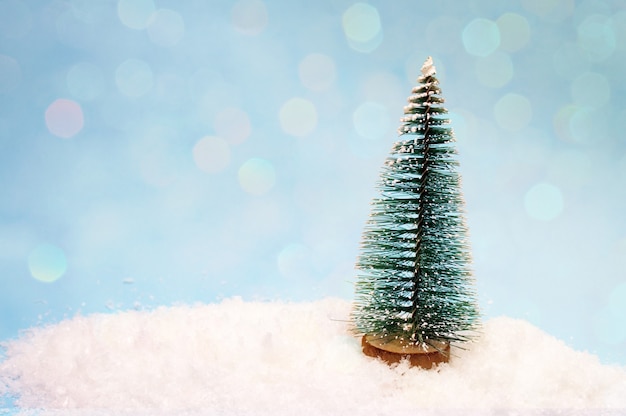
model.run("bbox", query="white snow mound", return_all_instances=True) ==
[1,298,625,415]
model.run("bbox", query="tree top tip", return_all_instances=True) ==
[421,56,436,77]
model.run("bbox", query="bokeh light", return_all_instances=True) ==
[147,8,185,47]
[524,182,564,221]
[279,97,317,138]
[28,243,67,283]
[474,52,514,88]
[117,0,156,30]
[298,53,336,92]
[66,62,105,101]
[214,107,252,145]
[462,18,500,57]
[494,93,532,131]
[496,13,530,52]
[568,106,605,145]
[0,0,32,38]
[353,101,389,141]
[553,104,577,142]
[577,14,616,62]
[231,0,268,35]
[611,11,626,53]
[192,136,231,174]
[0,54,21,93]
[238,158,276,196]
[115,58,154,98]
[44,98,84,139]
[342,3,383,53]
[570,72,610,108]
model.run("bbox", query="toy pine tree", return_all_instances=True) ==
[351,57,479,368]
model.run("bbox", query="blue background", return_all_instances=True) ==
[1,0,625,383]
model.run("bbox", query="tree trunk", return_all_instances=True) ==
[361,335,450,369]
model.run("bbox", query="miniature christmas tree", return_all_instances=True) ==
[351,57,480,368]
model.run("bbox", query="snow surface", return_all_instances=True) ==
[1,298,625,415]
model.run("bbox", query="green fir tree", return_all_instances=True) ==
[351,57,480,348]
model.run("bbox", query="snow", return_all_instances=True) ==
[421,56,436,77]
[1,298,626,415]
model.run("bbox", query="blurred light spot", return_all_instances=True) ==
[238,158,275,196]
[494,93,531,131]
[0,0,32,38]
[496,13,530,52]
[611,11,626,53]
[215,107,251,145]
[342,3,383,53]
[577,14,616,61]
[28,243,67,283]
[232,0,268,35]
[279,97,317,137]
[610,268,626,319]
[568,106,604,145]
[115,58,153,98]
[353,101,389,140]
[45,98,84,139]
[553,104,608,146]
[277,243,313,280]
[571,72,610,108]
[147,8,185,47]
[474,52,514,88]
[117,0,155,30]
[298,53,336,92]
[552,42,590,80]
[192,136,231,173]
[0,54,21,93]
[342,3,380,42]
[66,62,105,101]
[553,104,577,142]
[524,182,564,221]
[520,0,574,21]
[462,18,500,57]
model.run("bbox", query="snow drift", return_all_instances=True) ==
[1,298,625,415]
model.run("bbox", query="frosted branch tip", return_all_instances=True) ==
[421,56,436,77]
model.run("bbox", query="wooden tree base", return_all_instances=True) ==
[361,335,450,369]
